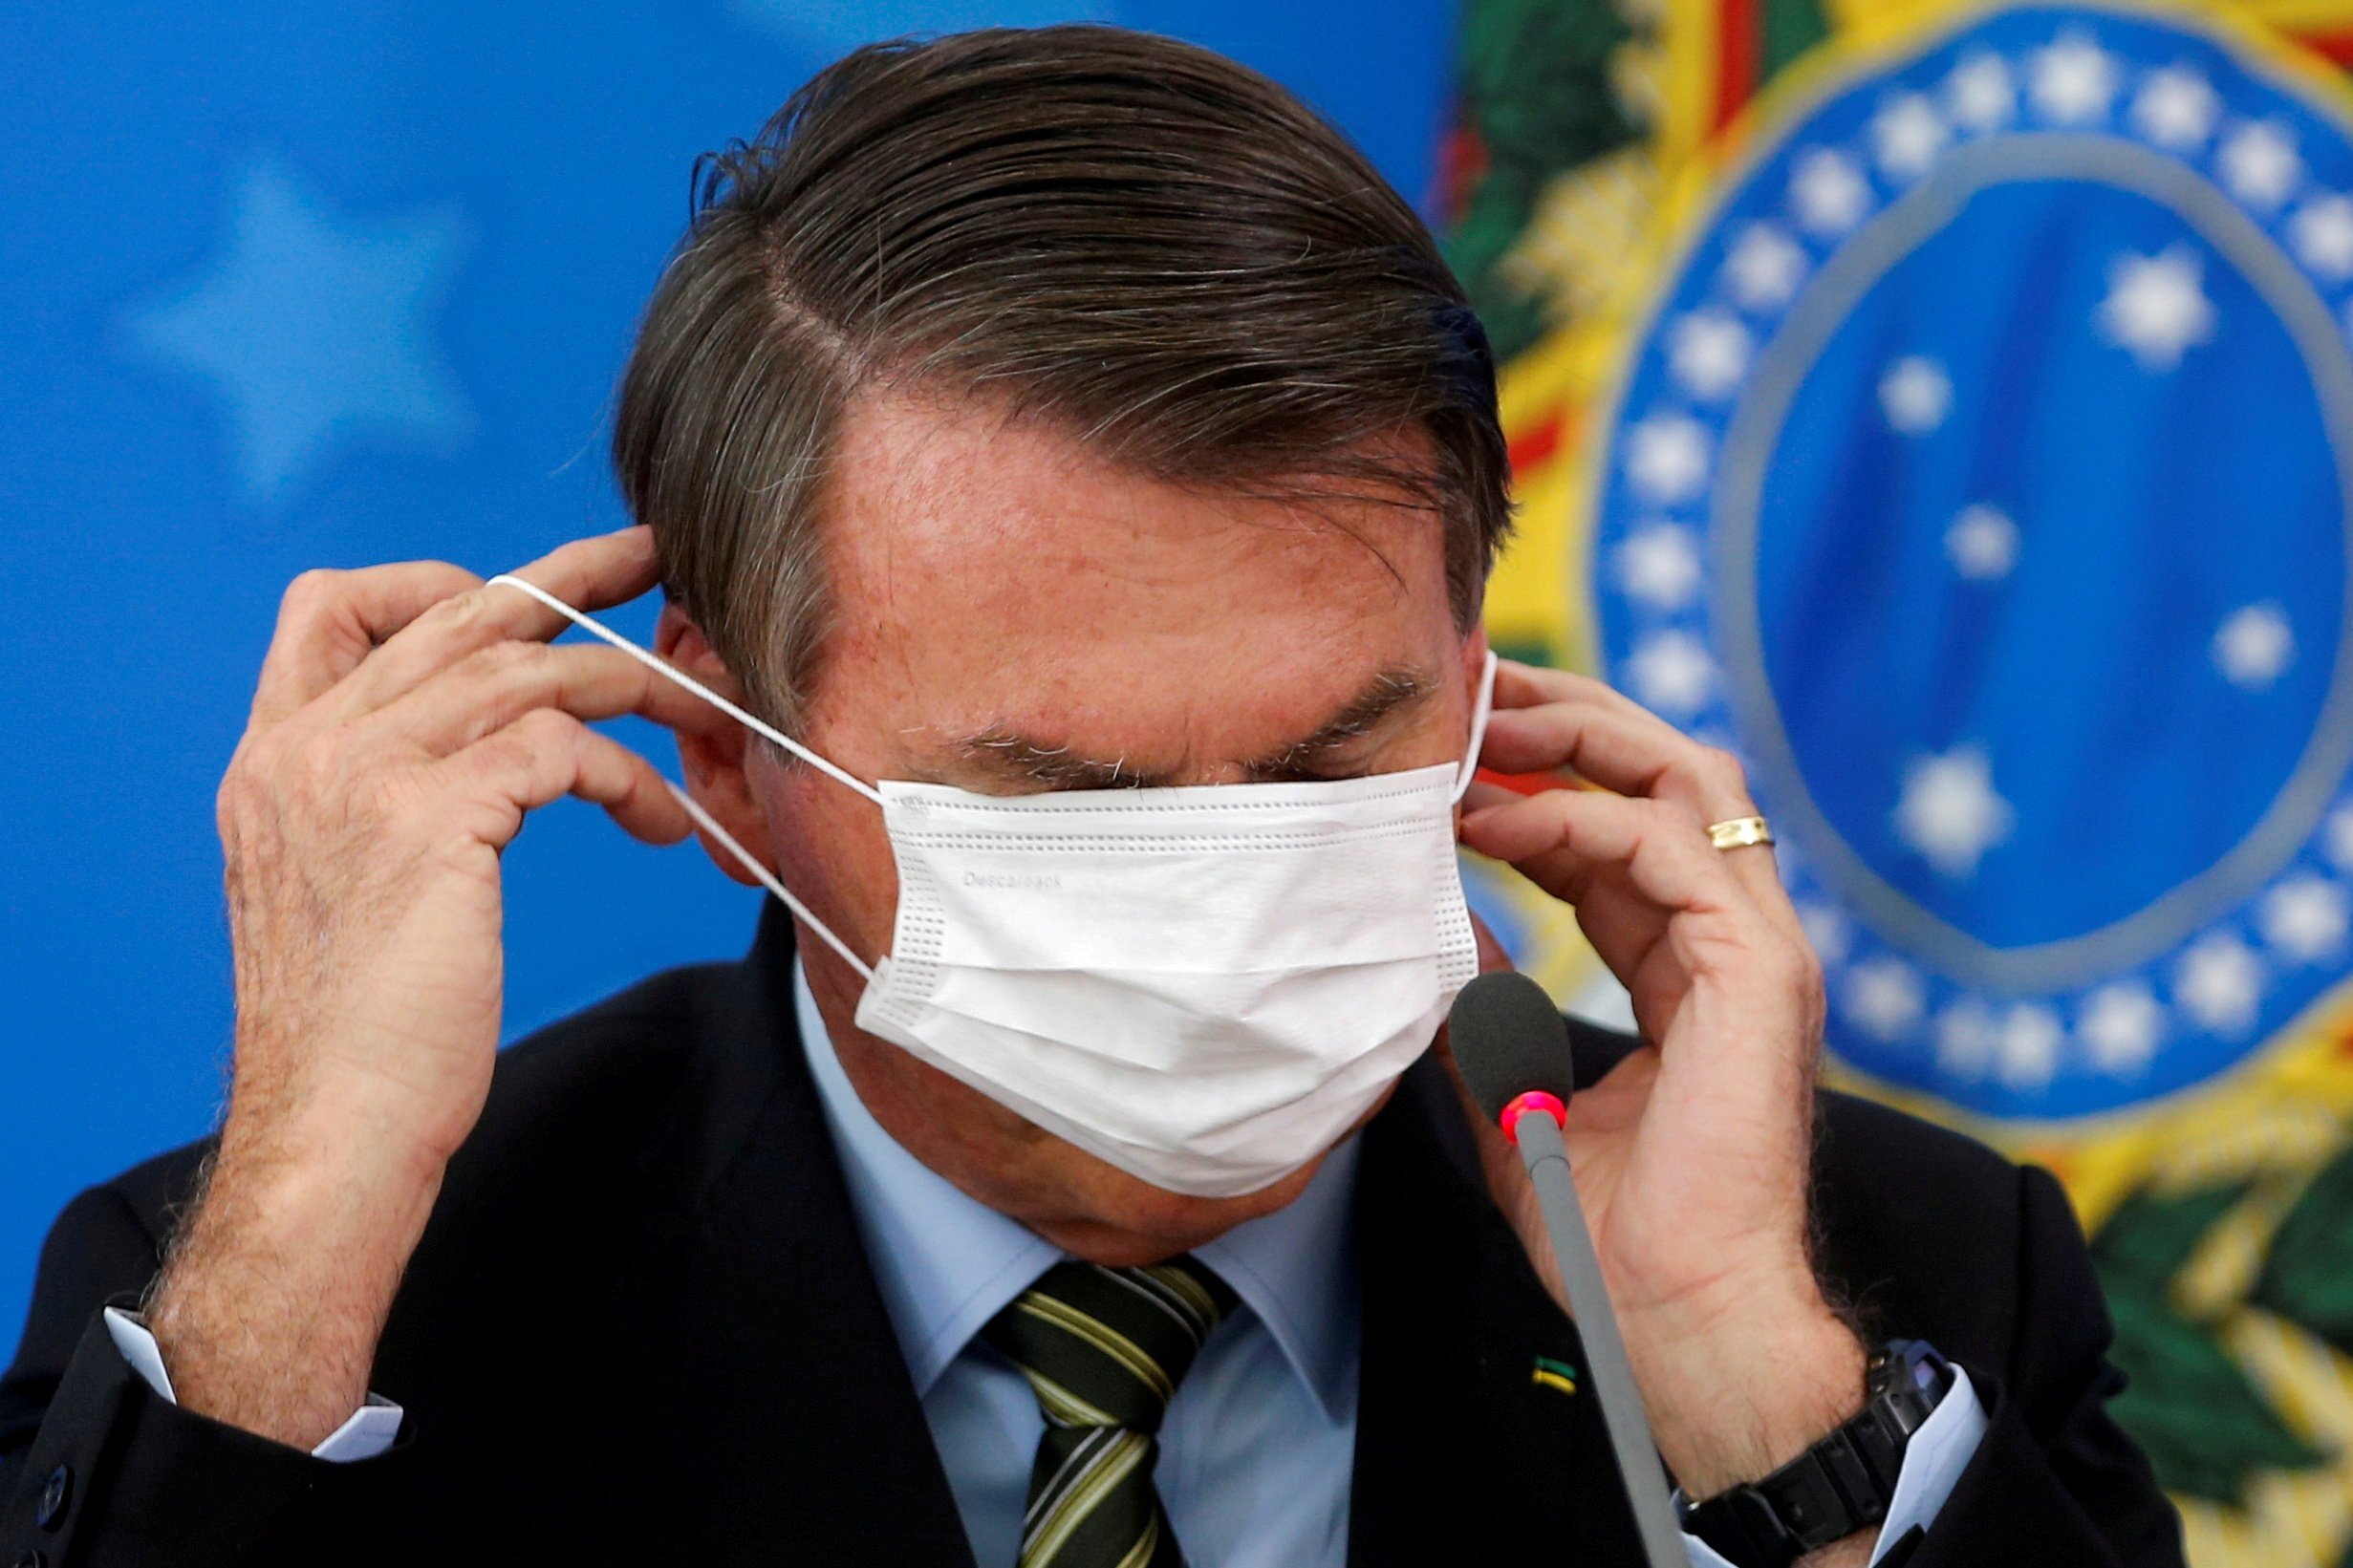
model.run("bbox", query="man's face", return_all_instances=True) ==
[721,388,1482,1263]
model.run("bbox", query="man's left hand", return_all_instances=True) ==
[1449,657,1869,1536]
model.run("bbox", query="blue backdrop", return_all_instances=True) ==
[0,1,1456,1346]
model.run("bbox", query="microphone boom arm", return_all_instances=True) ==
[1515,1108,1689,1568]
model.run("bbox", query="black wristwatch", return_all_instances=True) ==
[1674,1340,1954,1568]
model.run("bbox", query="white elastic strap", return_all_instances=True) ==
[484,574,885,806]
[662,782,876,984]
[483,573,879,981]
[1453,647,1500,804]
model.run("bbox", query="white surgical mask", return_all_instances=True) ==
[492,575,1494,1197]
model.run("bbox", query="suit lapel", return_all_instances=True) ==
[614,908,978,1567]
[1347,1053,1649,1566]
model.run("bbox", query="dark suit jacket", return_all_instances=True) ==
[1,907,2182,1565]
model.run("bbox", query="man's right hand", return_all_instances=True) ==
[146,526,723,1451]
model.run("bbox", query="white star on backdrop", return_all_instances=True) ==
[1945,52,2017,133]
[2130,65,2221,150]
[1879,355,1954,435]
[1895,744,2014,877]
[1624,631,1716,716]
[1946,504,2019,580]
[1997,1005,2064,1089]
[2291,194,2353,280]
[2213,602,2296,689]
[1721,222,1809,311]
[1667,310,1752,399]
[1615,523,1705,611]
[1789,148,1872,235]
[119,157,474,507]
[1933,999,1999,1078]
[1846,957,1926,1042]
[2259,875,2348,961]
[1625,415,1712,504]
[2080,983,2166,1074]
[2175,934,2265,1033]
[2027,31,2119,124]
[2097,247,2215,373]
[2218,119,2301,208]
[1872,94,1950,181]
[2327,805,2353,871]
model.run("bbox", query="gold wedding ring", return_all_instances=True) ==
[1706,815,1776,851]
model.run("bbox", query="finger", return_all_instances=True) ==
[1477,704,1798,929]
[487,524,664,637]
[251,562,486,723]
[446,708,694,851]
[1563,870,1690,1004]
[1465,777,1801,960]
[1486,656,1773,811]
[1460,788,1744,929]
[1463,790,1814,1069]
[371,641,740,758]
[1479,702,1751,820]
[1459,777,1557,815]
[1479,665,1803,938]
[1491,656,1668,727]
[325,526,661,719]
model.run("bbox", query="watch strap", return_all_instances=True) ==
[1676,1341,1952,1568]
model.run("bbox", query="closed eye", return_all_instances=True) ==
[1243,760,1376,785]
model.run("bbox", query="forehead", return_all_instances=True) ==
[803,389,1461,759]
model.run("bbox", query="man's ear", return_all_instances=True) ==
[655,603,775,890]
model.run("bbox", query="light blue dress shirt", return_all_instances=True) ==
[794,962,1361,1568]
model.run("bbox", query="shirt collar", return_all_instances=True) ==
[793,958,1359,1419]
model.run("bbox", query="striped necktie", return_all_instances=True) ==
[981,1257,1238,1568]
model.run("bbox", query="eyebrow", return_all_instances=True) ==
[952,666,1436,791]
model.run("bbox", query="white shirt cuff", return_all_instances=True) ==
[101,1305,404,1463]
[1682,1365,1988,1567]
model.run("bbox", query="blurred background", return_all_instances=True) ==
[10,0,2353,1560]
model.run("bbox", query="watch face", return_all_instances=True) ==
[1879,1339,1946,1392]
[1872,1342,1952,1440]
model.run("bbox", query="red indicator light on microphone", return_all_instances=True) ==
[1499,1090,1567,1144]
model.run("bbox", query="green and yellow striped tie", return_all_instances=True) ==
[982,1257,1238,1568]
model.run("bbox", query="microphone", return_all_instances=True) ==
[1448,972,1686,1568]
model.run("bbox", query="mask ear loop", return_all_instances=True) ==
[664,786,876,984]
[1451,647,1500,805]
[485,574,880,984]
[487,575,883,805]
